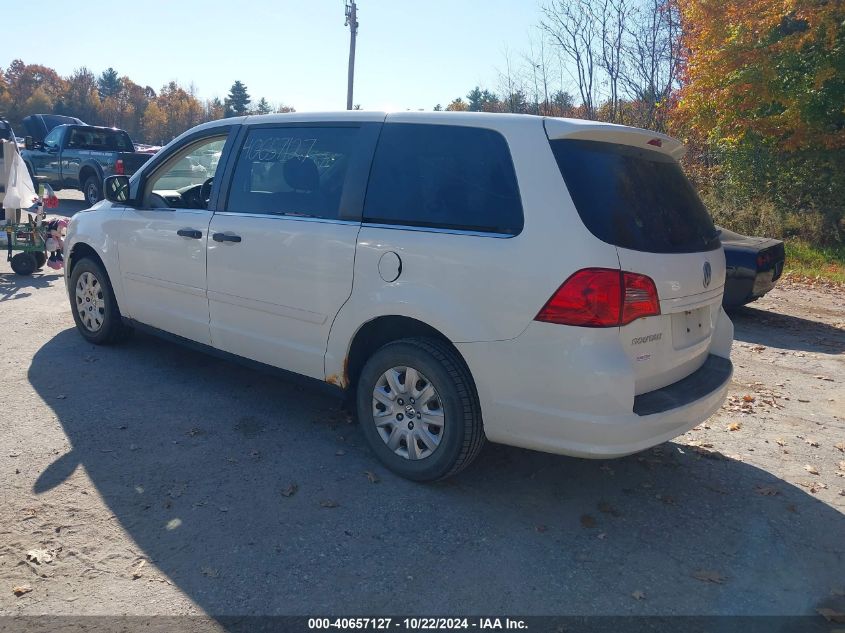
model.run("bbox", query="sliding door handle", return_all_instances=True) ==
[212,232,242,243]
[176,228,202,239]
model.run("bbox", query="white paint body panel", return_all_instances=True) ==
[117,207,213,344]
[64,111,733,461]
[206,213,358,380]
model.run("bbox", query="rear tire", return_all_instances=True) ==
[10,252,37,276]
[33,252,47,269]
[83,176,102,206]
[356,337,485,481]
[69,257,132,345]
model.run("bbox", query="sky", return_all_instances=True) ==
[3,0,546,112]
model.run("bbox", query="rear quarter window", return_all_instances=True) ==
[363,123,523,235]
[551,139,719,254]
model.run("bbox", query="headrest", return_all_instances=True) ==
[282,157,319,192]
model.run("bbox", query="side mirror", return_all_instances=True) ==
[104,175,131,204]
[24,136,34,150]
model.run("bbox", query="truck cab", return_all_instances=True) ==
[23,124,151,205]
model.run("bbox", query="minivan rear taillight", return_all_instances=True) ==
[535,268,660,327]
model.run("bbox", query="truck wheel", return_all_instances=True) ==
[11,252,37,276]
[83,176,103,206]
[356,337,485,481]
[33,252,47,269]
[69,257,132,345]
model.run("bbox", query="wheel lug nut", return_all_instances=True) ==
[396,413,404,421]
[410,398,415,404]
[397,398,404,406]
[417,413,421,419]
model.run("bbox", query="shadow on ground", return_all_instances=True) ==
[27,329,844,620]
[731,305,845,354]
[0,272,60,302]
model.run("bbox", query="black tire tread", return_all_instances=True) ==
[69,257,132,345]
[378,336,485,480]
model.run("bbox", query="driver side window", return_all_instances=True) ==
[43,127,62,149]
[144,136,227,209]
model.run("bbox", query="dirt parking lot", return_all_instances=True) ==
[1,194,843,623]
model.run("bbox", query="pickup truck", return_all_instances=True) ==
[22,124,152,206]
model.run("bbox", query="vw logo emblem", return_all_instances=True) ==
[703,261,712,288]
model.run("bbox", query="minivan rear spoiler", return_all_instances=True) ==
[543,118,685,160]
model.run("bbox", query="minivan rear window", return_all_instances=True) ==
[551,139,719,253]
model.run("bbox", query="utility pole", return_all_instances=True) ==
[345,1,358,110]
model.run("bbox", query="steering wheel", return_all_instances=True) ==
[198,177,214,207]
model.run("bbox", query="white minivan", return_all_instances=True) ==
[65,112,733,480]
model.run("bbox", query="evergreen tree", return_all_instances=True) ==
[254,97,272,114]
[98,67,121,101]
[224,80,251,117]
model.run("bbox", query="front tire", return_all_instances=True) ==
[83,176,102,206]
[356,338,485,481]
[69,257,131,344]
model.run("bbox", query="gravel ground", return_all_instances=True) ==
[0,193,843,621]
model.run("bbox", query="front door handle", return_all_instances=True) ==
[212,232,242,243]
[177,228,202,239]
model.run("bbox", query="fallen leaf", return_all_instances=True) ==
[755,486,780,496]
[335,449,346,456]
[813,375,834,382]
[281,483,298,497]
[631,590,646,600]
[835,442,845,453]
[804,465,820,476]
[692,569,726,584]
[598,502,622,517]
[817,608,845,623]
[364,471,380,484]
[56,395,67,400]
[776,438,787,447]
[806,438,819,447]
[26,549,54,564]
[12,585,33,596]
[728,422,742,432]
[320,499,339,508]
[839,461,845,472]
[597,532,607,540]
[201,567,219,578]
[131,560,145,579]
[580,514,597,528]
[742,395,755,403]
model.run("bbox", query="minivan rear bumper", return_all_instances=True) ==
[456,318,732,459]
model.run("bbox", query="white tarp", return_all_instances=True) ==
[2,139,39,221]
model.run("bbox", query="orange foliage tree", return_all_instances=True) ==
[672,0,845,151]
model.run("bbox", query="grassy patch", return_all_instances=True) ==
[784,240,845,283]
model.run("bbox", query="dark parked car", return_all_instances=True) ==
[720,227,785,308]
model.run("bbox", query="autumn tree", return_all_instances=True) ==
[672,0,845,242]
[445,98,469,111]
